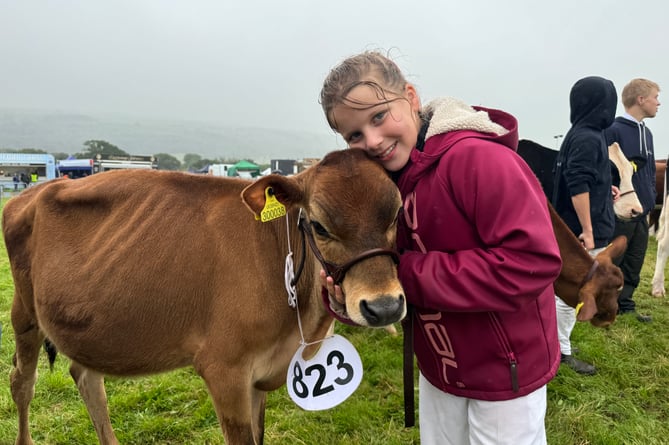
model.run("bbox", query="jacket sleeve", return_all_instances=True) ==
[603,126,618,146]
[563,133,601,197]
[398,140,562,313]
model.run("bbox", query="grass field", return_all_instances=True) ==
[0,196,668,444]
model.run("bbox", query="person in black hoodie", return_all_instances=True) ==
[604,78,660,323]
[552,76,618,375]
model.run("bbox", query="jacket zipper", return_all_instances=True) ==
[488,313,519,392]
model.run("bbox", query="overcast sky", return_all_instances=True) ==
[1,0,667,158]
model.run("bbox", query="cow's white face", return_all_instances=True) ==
[609,142,643,220]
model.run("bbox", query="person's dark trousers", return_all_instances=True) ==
[613,217,649,313]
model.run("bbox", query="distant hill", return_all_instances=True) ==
[0,108,342,163]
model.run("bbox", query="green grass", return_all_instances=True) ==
[1,195,668,444]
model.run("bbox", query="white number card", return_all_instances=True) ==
[286,334,363,411]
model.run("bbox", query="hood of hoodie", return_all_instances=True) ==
[423,97,510,140]
[569,76,617,130]
[400,97,518,185]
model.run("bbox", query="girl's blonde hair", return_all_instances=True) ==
[320,51,409,130]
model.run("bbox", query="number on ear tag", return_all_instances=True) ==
[259,187,286,222]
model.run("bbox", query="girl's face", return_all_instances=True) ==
[331,83,421,172]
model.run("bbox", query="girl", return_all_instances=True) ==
[319,51,562,445]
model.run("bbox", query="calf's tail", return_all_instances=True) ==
[43,339,58,370]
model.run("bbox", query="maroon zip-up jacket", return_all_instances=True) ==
[396,99,562,400]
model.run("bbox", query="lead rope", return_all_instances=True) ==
[403,304,415,427]
[284,209,326,347]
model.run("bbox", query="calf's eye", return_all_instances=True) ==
[311,221,329,238]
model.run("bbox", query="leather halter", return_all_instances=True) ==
[618,189,637,198]
[580,260,599,288]
[297,217,399,285]
[290,216,399,326]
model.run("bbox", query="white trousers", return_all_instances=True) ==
[555,295,576,355]
[418,374,547,445]
[555,247,604,355]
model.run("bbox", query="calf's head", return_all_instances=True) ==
[609,142,643,220]
[241,149,406,328]
[576,235,627,327]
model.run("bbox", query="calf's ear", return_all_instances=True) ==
[575,294,597,322]
[601,236,627,262]
[240,174,304,217]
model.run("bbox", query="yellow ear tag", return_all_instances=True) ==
[575,301,584,316]
[630,161,637,173]
[258,186,286,222]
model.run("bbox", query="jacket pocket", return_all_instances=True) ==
[488,313,519,392]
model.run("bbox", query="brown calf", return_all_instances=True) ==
[549,202,626,326]
[516,139,630,326]
[4,149,406,445]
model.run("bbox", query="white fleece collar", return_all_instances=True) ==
[423,97,508,140]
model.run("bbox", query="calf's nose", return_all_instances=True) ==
[359,295,406,326]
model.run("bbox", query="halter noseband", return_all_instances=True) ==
[297,217,399,285]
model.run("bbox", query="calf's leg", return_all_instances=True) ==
[70,362,119,445]
[651,240,668,297]
[251,389,267,444]
[652,204,668,297]
[197,362,261,445]
[10,323,43,445]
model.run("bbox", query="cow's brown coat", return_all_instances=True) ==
[515,139,630,325]
[4,149,406,445]
[549,202,626,326]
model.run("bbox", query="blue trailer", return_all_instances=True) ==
[57,158,94,178]
[0,153,56,192]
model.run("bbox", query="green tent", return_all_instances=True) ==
[227,160,261,178]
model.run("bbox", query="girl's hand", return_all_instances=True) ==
[612,185,621,202]
[319,269,344,304]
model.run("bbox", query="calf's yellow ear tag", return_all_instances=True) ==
[257,186,286,222]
